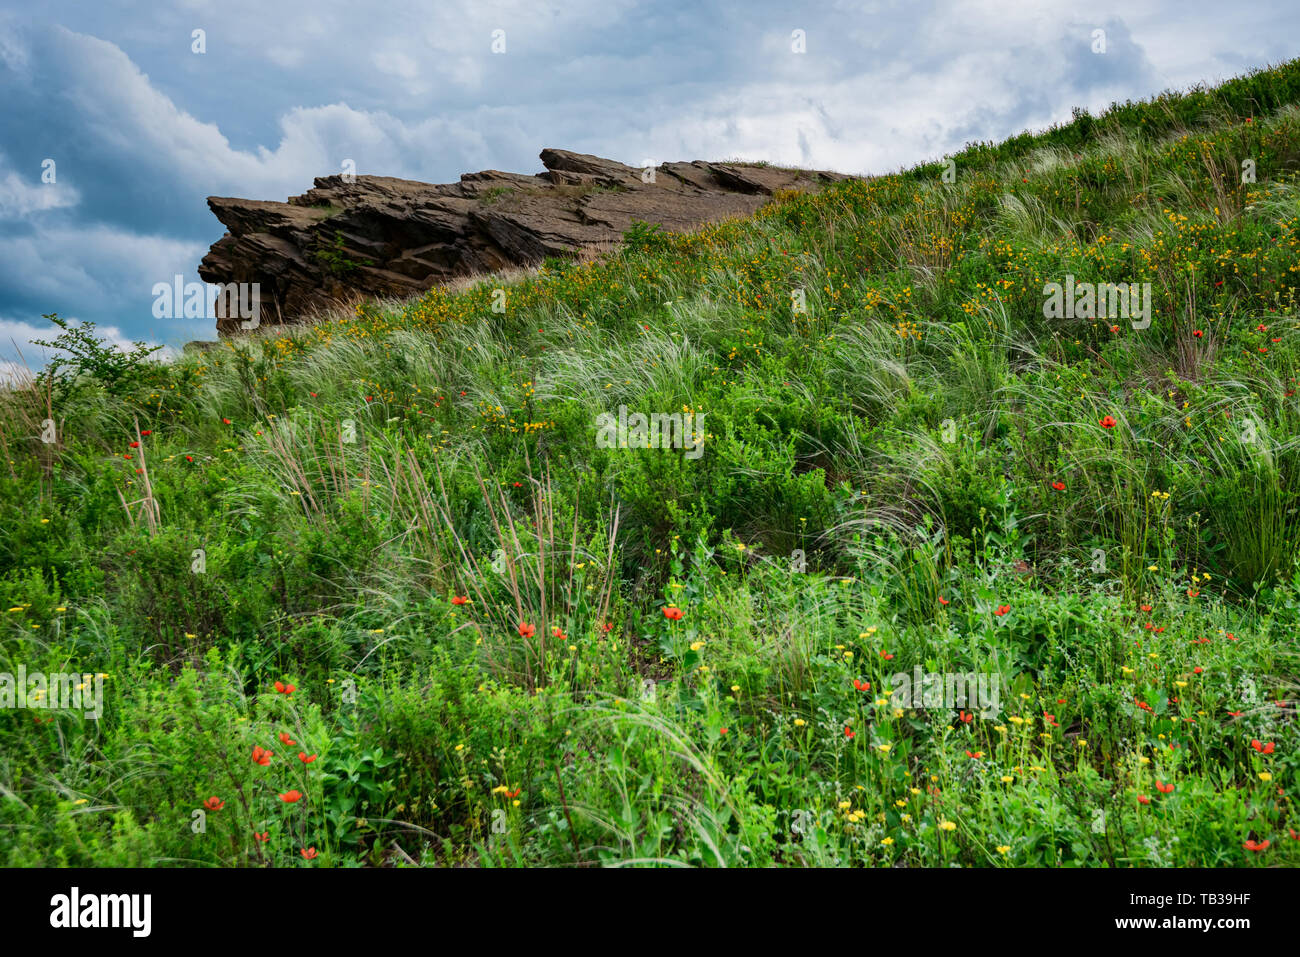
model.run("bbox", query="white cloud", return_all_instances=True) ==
[266,46,305,69]
[373,49,420,80]
[0,169,80,219]
[34,25,497,200]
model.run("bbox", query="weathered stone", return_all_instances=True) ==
[199,148,852,335]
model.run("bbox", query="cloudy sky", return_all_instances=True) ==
[1,0,1296,370]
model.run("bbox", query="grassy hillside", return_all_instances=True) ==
[4,60,1300,867]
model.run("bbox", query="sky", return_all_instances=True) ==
[0,0,1296,375]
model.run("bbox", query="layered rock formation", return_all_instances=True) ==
[198,149,852,334]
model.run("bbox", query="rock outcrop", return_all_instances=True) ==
[198,149,852,334]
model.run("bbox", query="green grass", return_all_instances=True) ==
[3,59,1300,867]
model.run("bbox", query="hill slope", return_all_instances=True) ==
[4,60,1300,867]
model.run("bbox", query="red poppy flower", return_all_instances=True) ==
[1051,481,1065,491]
[1251,740,1275,754]
[879,650,894,660]
[203,796,224,811]
[279,790,302,803]
[1193,329,1203,338]
[938,596,949,605]
[1243,839,1269,852]
[1137,795,1150,805]
[965,750,984,759]
[551,626,566,639]
[185,455,194,462]
[1100,415,1117,429]
[1289,829,1299,841]
[451,595,470,605]
[222,418,232,425]
[273,680,296,695]
[1155,781,1174,794]
[505,787,521,799]
[662,606,683,621]
[719,727,728,736]
[1227,710,1244,717]
[853,678,871,692]
[994,605,1010,616]
[299,752,317,764]
[141,430,152,436]
[601,621,615,633]
[129,441,140,448]
[843,726,855,739]
[253,830,270,842]
[1043,712,1059,727]
[1109,324,1120,333]
[959,710,972,724]
[1193,666,1203,674]
[251,745,273,766]
[279,732,295,746]
[518,622,536,639]
[301,847,318,859]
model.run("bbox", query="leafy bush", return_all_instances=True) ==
[32,313,162,398]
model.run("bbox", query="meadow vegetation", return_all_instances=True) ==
[3,61,1299,866]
